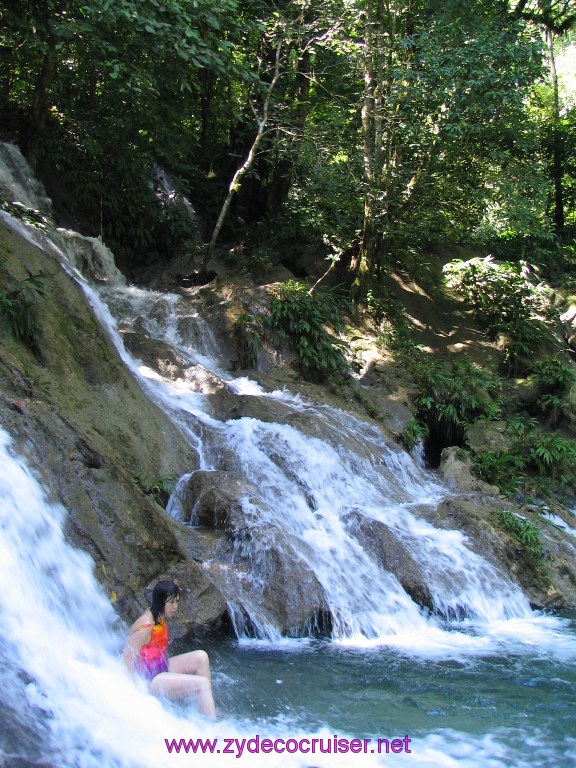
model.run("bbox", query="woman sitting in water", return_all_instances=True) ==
[123,580,216,719]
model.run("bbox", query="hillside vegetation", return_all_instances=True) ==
[1,1,576,609]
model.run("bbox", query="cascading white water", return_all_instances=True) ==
[0,142,52,214]
[0,427,397,768]
[0,183,534,643]
[95,280,534,646]
[152,164,202,244]
[0,179,557,655]
[10,422,539,768]
[0,427,179,767]
[3,141,576,768]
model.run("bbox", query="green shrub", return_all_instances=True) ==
[134,474,175,507]
[234,312,264,369]
[410,356,502,446]
[524,430,576,483]
[474,418,576,496]
[524,357,575,426]
[0,260,48,350]
[531,358,575,396]
[492,508,543,561]
[378,315,502,457]
[474,450,526,495]
[399,419,429,452]
[443,256,554,372]
[269,280,349,384]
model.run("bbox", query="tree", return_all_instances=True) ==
[202,32,282,270]
[0,0,247,262]
[347,0,545,300]
[513,1,576,239]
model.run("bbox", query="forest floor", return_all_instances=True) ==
[373,247,495,365]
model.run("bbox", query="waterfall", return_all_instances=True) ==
[0,427,175,767]
[3,141,576,768]
[95,281,533,645]
[0,428,369,768]
[0,141,568,653]
[0,142,52,214]
[0,132,536,646]
[152,164,202,244]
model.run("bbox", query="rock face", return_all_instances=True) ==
[342,510,435,609]
[0,220,217,629]
[436,446,576,609]
[0,219,330,636]
[439,446,502,495]
[174,469,327,633]
[2,194,576,655]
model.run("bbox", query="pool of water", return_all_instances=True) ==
[206,617,576,767]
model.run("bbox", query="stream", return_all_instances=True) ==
[1,142,576,766]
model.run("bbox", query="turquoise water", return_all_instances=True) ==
[208,617,576,767]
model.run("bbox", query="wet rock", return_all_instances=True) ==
[179,470,261,531]
[342,510,434,610]
[171,468,327,633]
[439,446,501,495]
[464,421,510,454]
[203,389,297,424]
[0,223,198,623]
[430,495,576,609]
[121,330,226,396]
[157,560,229,639]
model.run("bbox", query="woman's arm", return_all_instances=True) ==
[122,625,152,673]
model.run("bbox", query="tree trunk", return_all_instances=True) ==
[355,0,389,302]
[200,40,282,275]
[546,28,564,238]
[23,47,58,171]
[199,71,216,167]
[265,49,311,216]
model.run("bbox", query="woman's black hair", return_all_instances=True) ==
[150,580,181,624]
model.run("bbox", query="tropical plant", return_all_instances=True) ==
[443,256,555,370]
[269,280,349,384]
[474,418,576,496]
[474,450,526,495]
[399,419,429,453]
[531,357,575,395]
[234,312,264,369]
[492,508,543,562]
[524,430,576,482]
[410,356,502,449]
[0,261,48,349]
[525,357,575,426]
[134,473,175,507]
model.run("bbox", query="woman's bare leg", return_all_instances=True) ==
[149,651,216,718]
[169,650,211,680]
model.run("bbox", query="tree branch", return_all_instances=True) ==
[200,38,283,274]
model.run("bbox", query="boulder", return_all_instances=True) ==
[342,510,434,609]
[173,468,327,633]
[0,222,197,622]
[439,446,501,495]
[464,420,510,454]
[179,469,261,530]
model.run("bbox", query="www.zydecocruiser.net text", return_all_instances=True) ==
[165,734,412,758]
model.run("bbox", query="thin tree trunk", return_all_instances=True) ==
[355,0,389,301]
[24,47,58,171]
[265,48,311,215]
[200,41,282,275]
[546,27,564,238]
[23,0,69,170]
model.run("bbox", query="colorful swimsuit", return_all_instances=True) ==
[134,619,169,681]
